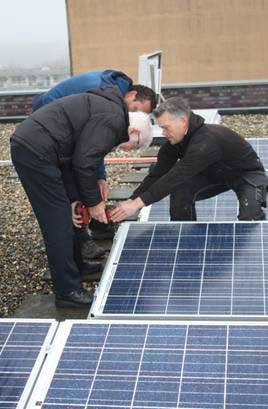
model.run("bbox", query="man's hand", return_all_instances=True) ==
[110,198,145,222]
[98,179,109,202]
[71,201,83,228]
[89,201,108,224]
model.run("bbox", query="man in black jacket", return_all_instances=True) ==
[10,87,152,308]
[32,70,157,265]
[111,97,268,222]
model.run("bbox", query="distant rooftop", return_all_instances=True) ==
[0,65,70,91]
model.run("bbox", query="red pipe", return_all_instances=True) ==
[104,157,157,164]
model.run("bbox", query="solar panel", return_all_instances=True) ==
[140,194,171,222]
[140,189,268,222]
[90,221,268,318]
[27,320,268,409]
[0,319,57,409]
[248,138,268,170]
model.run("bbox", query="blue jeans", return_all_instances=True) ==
[10,140,81,295]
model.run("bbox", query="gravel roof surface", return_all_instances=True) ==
[0,114,267,317]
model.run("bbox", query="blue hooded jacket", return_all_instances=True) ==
[32,70,133,180]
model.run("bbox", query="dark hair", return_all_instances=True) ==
[129,84,157,111]
[153,97,191,118]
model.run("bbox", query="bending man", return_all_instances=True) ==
[32,69,157,263]
[10,87,152,308]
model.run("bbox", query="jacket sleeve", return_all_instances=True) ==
[32,94,44,111]
[72,114,125,207]
[60,162,80,203]
[60,160,107,203]
[97,161,106,180]
[131,143,179,199]
[138,136,222,206]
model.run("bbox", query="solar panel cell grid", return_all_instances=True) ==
[146,189,268,223]
[33,322,268,409]
[0,320,54,409]
[96,222,268,317]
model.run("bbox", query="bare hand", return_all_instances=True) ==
[110,198,144,222]
[89,201,108,224]
[71,201,83,228]
[98,179,109,202]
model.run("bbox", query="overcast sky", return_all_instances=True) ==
[0,0,69,67]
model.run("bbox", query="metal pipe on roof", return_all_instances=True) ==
[104,157,157,165]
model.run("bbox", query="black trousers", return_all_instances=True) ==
[169,174,267,221]
[73,226,90,269]
[11,141,82,295]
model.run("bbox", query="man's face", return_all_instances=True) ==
[124,91,152,113]
[157,112,188,145]
[127,99,152,113]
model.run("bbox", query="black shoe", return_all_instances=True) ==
[80,261,102,282]
[55,288,93,308]
[90,220,115,240]
[81,238,106,261]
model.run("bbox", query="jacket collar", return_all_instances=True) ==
[178,112,205,148]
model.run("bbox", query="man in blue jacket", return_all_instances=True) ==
[32,69,157,275]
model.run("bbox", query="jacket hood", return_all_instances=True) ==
[101,70,133,95]
[87,85,130,131]
[87,86,130,144]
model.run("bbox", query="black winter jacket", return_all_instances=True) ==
[132,112,267,206]
[11,87,129,207]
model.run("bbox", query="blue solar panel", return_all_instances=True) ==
[28,321,268,409]
[91,222,268,317]
[0,319,56,409]
[249,138,268,170]
[143,189,268,222]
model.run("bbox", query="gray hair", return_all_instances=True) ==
[153,97,191,119]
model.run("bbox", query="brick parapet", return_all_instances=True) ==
[162,82,268,109]
[0,81,267,118]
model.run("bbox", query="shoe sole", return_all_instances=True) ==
[55,300,92,308]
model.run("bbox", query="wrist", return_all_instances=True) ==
[133,197,145,210]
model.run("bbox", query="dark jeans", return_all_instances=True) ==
[170,174,267,221]
[11,141,81,294]
[73,226,90,270]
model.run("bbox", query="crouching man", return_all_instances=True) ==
[111,97,268,222]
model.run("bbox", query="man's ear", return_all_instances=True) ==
[125,90,138,101]
[182,116,188,124]
[180,116,189,128]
